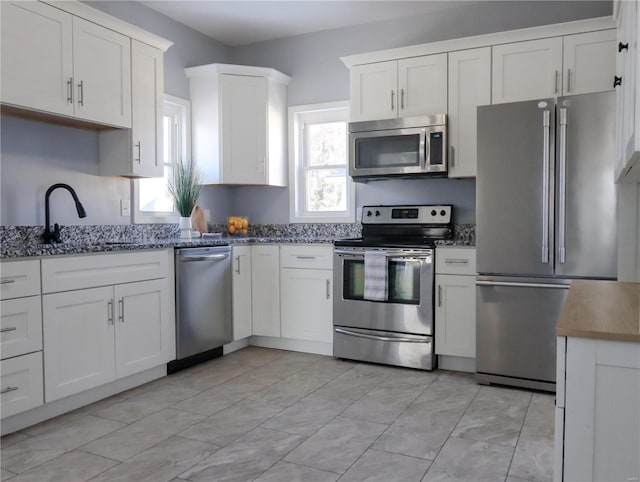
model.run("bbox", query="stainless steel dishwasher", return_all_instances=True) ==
[169,246,232,372]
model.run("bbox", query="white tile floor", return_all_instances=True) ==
[0,347,555,481]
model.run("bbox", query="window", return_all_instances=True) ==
[289,101,354,223]
[133,95,191,223]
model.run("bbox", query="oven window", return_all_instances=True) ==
[355,134,421,169]
[342,258,420,304]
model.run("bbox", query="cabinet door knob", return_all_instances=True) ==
[618,42,629,52]
[613,76,623,88]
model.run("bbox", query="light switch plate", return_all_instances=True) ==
[120,199,130,217]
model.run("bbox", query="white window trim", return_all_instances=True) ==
[133,94,191,224]
[288,100,354,224]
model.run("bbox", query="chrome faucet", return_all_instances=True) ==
[42,183,87,244]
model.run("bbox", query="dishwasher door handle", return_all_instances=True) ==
[180,253,230,262]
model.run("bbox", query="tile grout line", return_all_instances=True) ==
[503,391,534,482]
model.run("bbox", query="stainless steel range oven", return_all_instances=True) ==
[333,205,453,370]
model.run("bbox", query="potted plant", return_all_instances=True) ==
[168,160,203,239]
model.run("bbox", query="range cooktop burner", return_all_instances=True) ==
[335,204,454,248]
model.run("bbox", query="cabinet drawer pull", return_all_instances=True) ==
[295,256,316,260]
[1,386,18,395]
[444,258,469,264]
[135,142,141,163]
[0,279,16,285]
[235,256,241,274]
[391,90,395,110]
[78,80,84,106]
[438,285,442,307]
[0,327,17,333]
[618,42,629,52]
[118,298,124,323]
[326,279,331,300]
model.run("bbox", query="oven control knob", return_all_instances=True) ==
[366,210,372,217]
[431,210,437,216]
[375,210,380,217]
[440,210,446,216]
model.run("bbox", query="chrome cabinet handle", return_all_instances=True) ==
[566,68,572,93]
[391,90,395,110]
[326,279,330,300]
[135,142,141,163]
[107,299,114,325]
[558,107,567,264]
[78,80,84,106]
[438,285,442,307]
[1,386,18,395]
[118,298,124,323]
[295,256,316,260]
[444,258,468,264]
[235,255,241,274]
[0,327,17,333]
[541,110,551,264]
[400,89,405,109]
[67,77,73,104]
[0,279,16,285]
[554,70,559,94]
[476,280,570,290]
[449,146,455,168]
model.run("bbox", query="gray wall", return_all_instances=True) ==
[0,0,611,226]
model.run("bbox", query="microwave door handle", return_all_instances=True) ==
[421,129,428,170]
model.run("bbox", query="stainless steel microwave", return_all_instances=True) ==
[349,114,447,181]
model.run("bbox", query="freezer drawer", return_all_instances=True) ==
[476,277,570,391]
[334,326,434,370]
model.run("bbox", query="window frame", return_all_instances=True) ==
[288,100,354,223]
[133,94,191,224]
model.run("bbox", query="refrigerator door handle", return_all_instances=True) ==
[558,107,567,264]
[476,280,570,290]
[541,109,551,264]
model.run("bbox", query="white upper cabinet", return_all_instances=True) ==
[398,54,448,117]
[220,74,269,184]
[447,47,491,178]
[350,61,397,121]
[614,0,640,182]
[492,37,563,104]
[1,2,131,128]
[1,1,74,117]
[349,54,447,122]
[99,40,164,177]
[186,63,290,186]
[72,17,131,127]
[563,30,616,96]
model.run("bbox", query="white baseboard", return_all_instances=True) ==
[1,365,166,435]
[223,338,250,355]
[250,336,333,356]
[438,355,476,373]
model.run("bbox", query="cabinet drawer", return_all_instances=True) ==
[0,260,41,300]
[1,296,43,360]
[435,248,476,275]
[42,250,170,293]
[0,351,44,418]
[280,245,333,270]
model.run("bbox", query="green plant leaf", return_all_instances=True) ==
[167,160,203,217]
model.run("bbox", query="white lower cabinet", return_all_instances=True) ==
[251,245,280,337]
[556,336,640,482]
[0,352,44,418]
[232,246,253,341]
[41,251,174,403]
[434,248,476,359]
[1,296,42,360]
[280,245,333,344]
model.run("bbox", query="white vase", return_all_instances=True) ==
[179,217,192,239]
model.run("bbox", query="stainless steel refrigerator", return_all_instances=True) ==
[476,91,617,392]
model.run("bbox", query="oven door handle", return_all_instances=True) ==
[334,327,429,343]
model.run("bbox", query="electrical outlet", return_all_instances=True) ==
[120,199,130,217]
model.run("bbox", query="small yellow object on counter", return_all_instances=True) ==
[228,216,248,235]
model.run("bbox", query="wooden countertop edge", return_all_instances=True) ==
[556,327,640,343]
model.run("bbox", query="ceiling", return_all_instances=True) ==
[140,1,466,47]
